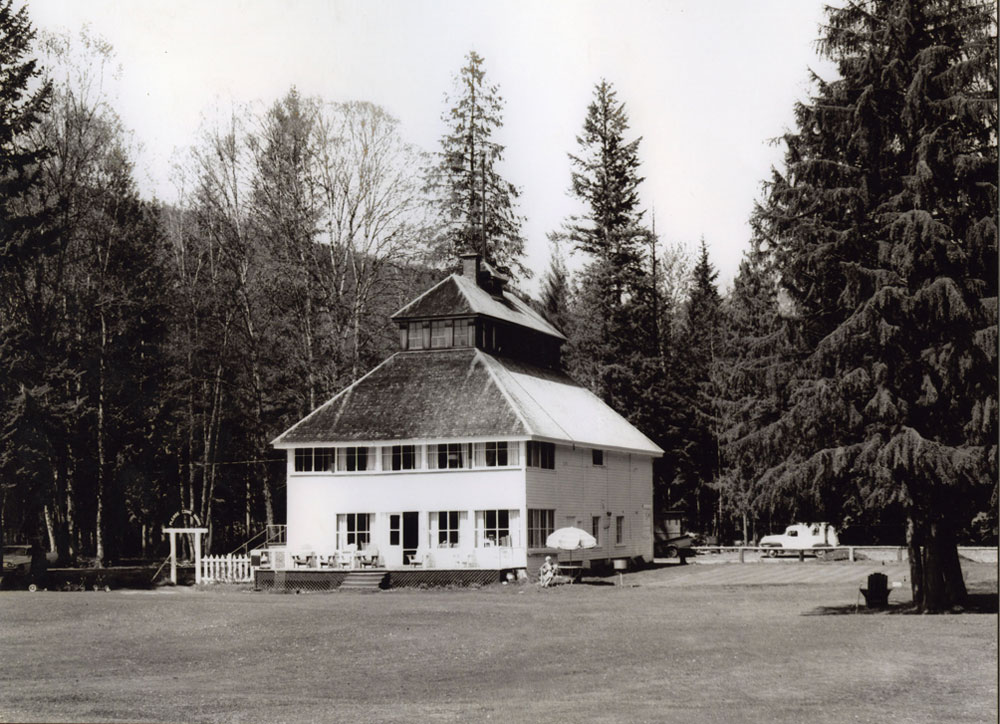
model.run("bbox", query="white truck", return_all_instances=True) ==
[758,523,839,558]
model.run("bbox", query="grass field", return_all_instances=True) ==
[1,562,996,724]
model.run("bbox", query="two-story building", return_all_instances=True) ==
[266,253,662,584]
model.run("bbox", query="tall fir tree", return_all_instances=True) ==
[561,79,649,397]
[428,51,525,277]
[30,30,169,565]
[559,80,682,516]
[0,0,54,560]
[759,0,997,611]
[714,221,797,543]
[538,238,571,333]
[565,80,646,286]
[674,239,724,535]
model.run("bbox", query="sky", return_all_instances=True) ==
[27,0,839,294]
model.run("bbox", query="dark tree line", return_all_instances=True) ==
[548,0,995,613]
[1,2,994,614]
[0,14,441,565]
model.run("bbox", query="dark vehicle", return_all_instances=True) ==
[2,544,49,591]
[654,510,694,562]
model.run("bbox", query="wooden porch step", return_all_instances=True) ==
[338,570,387,591]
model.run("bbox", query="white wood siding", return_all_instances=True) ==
[526,444,653,563]
[286,458,527,567]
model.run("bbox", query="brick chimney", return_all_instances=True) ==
[460,252,481,281]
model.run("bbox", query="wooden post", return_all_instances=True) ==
[739,547,745,563]
[194,533,203,584]
[169,531,177,584]
[849,546,855,562]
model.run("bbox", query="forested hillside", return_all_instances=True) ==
[1,1,995,612]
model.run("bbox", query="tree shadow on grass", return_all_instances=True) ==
[804,591,998,616]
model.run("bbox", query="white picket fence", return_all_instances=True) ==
[200,554,253,583]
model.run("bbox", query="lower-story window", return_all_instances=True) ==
[592,515,601,544]
[337,513,372,549]
[615,515,624,545]
[428,510,464,547]
[528,509,555,548]
[476,509,520,547]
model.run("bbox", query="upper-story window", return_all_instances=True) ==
[406,322,428,350]
[473,441,519,467]
[430,320,453,348]
[454,319,474,347]
[592,449,604,466]
[428,442,468,469]
[382,444,418,471]
[294,441,519,473]
[527,441,555,469]
[295,447,336,472]
[337,446,372,472]
[402,319,475,350]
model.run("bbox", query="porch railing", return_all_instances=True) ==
[228,524,288,556]
[201,554,253,583]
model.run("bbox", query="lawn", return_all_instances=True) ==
[0,563,996,724]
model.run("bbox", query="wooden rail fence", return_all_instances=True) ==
[689,546,997,564]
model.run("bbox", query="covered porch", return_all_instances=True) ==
[252,566,513,592]
[254,542,523,572]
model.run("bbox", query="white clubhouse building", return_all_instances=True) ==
[270,254,662,574]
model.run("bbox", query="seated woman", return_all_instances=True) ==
[539,556,557,587]
[538,556,570,588]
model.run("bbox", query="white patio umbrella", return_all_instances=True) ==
[546,527,597,566]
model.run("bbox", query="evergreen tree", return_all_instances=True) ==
[428,51,525,277]
[251,87,323,414]
[564,80,646,288]
[29,30,169,565]
[538,238,571,333]
[714,222,796,543]
[674,239,724,535]
[759,0,997,611]
[561,80,649,397]
[558,84,689,519]
[0,0,54,560]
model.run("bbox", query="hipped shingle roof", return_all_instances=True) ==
[272,347,662,456]
[391,274,566,341]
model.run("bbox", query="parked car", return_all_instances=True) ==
[758,523,839,558]
[2,544,49,591]
[654,510,695,562]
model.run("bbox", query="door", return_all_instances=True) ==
[402,511,419,565]
[386,513,403,566]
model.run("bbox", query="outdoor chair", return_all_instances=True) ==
[358,546,380,568]
[339,545,357,569]
[860,572,890,608]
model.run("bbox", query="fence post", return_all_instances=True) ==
[739,547,745,563]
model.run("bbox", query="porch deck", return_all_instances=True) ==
[254,567,508,592]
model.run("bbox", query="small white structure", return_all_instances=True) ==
[162,527,208,584]
[270,254,663,573]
